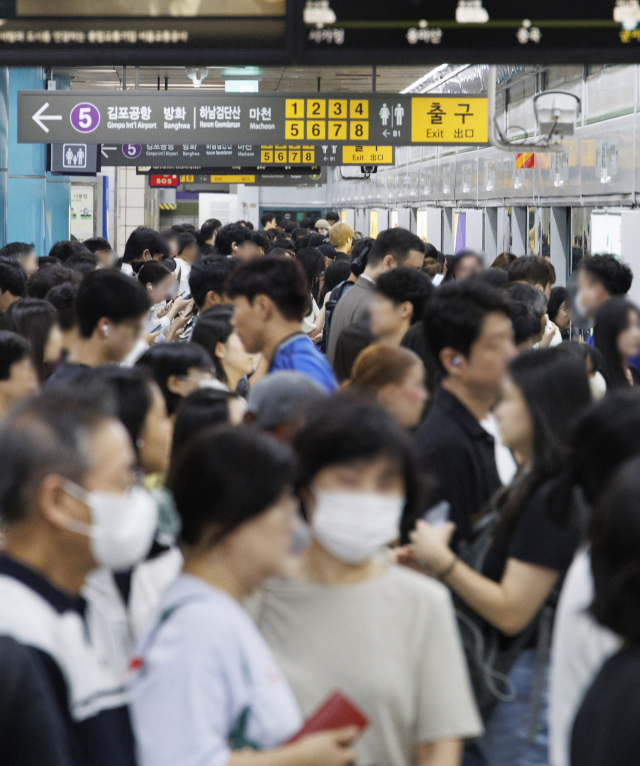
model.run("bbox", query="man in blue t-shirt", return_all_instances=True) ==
[227,256,338,393]
[577,255,640,368]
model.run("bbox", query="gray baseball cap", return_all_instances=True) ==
[247,371,327,430]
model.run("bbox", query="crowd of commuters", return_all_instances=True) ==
[0,215,640,766]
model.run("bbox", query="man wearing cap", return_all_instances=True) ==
[314,219,331,237]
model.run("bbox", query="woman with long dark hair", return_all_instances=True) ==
[296,247,325,337]
[0,298,63,381]
[593,297,640,389]
[404,346,592,766]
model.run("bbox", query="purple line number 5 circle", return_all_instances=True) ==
[123,144,141,159]
[70,103,100,133]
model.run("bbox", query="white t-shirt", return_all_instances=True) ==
[176,259,192,296]
[548,547,621,766]
[480,413,518,486]
[130,574,303,766]
[249,565,482,766]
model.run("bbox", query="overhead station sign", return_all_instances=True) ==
[18,91,488,147]
[99,142,395,167]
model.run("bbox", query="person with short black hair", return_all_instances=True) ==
[252,397,482,766]
[0,298,63,382]
[46,282,79,355]
[0,241,38,276]
[369,267,433,347]
[26,263,78,300]
[416,281,516,549]
[199,217,222,247]
[216,223,261,262]
[0,330,38,417]
[508,255,556,297]
[191,305,254,395]
[83,236,117,269]
[503,282,558,347]
[508,300,544,350]
[49,239,94,266]
[47,269,150,385]
[161,228,181,258]
[122,227,169,274]
[131,426,358,766]
[327,228,425,365]
[577,254,633,319]
[593,297,640,389]
[325,210,340,225]
[175,231,199,295]
[272,237,295,257]
[0,390,155,766]
[251,229,270,256]
[261,212,277,230]
[0,254,26,313]
[570,455,640,766]
[136,342,214,417]
[189,255,238,310]
[227,256,338,393]
[171,388,246,459]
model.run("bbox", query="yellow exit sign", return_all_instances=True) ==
[209,174,256,183]
[411,97,488,144]
[342,146,393,164]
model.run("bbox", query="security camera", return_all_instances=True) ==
[185,67,209,88]
[533,91,581,140]
[361,165,378,174]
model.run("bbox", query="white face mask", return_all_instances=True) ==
[63,482,158,571]
[310,489,403,565]
[589,371,607,401]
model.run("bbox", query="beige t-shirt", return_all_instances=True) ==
[249,565,482,766]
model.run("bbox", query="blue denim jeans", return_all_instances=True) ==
[474,649,550,766]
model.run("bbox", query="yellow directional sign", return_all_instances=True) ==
[209,174,256,183]
[411,97,488,144]
[342,146,394,164]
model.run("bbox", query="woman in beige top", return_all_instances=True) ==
[250,397,482,766]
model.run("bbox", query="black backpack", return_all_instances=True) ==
[321,280,354,354]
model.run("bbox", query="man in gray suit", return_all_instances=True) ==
[327,228,426,365]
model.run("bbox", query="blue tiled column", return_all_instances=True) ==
[0,68,9,247]
[45,75,71,253]
[8,67,46,254]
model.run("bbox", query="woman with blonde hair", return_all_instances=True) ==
[350,344,428,428]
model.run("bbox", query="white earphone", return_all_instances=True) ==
[102,324,109,338]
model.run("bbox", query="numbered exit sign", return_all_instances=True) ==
[149,174,178,187]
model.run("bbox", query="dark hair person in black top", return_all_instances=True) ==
[571,456,640,766]
[406,345,591,765]
[0,298,63,382]
[0,255,26,314]
[415,281,515,549]
[593,297,640,389]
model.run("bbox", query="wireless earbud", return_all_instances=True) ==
[103,324,109,338]
[451,357,460,367]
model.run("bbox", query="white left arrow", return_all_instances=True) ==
[101,145,117,158]
[32,102,62,133]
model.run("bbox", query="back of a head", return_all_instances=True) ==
[291,227,307,242]
[368,228,425,268]
[571,389,640,506]
[283,221,296,234]
[123,227,168,264]
[226,256,308,322]
[425,281,512,372]
[189,256,238,309]
[167,425,295,547]
[325,211,340,225]
[177,231,197,257]
[171,388,235,458]
[26,264,77,300]
[508,300,542,346]
[0,255,27,297]
[328,222,354,249]
[261,212,277,228]
[0,390,114,525]
[199,218,222,244]
[375,267,433,324]
[0,242,34,261]
[491,252,517,270]
[48,239,90,264]
[471,268,510,290]
[350,237,375,277]
[83,237,112,254]
[579,253,633,297]
[590,455,640,640]
[508,255,556,289]
[351,344,422,391]
[502,282,547,320]
[0,298,56,379]
[247,371,326,430]
[66,252,98,277]
[45,282,78,333]
[0,330,33,380]
[215,223,252,256]
[76,268,150,339]
[547,286,566,323]
[136,342,212,415]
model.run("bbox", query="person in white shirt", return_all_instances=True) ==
[130,426,359,766]
[175,231,199,296]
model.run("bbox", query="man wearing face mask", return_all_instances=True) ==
[0,390,158,766]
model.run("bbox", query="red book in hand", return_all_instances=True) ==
[286,692,369,743]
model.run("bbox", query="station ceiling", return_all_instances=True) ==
[50,65,433,93]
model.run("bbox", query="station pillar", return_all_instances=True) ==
[0,69,8,247]
[45,75,71,253]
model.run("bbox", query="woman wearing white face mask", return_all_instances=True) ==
[250,398,482,766]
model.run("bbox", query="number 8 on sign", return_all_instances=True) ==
[70,103,100,133]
